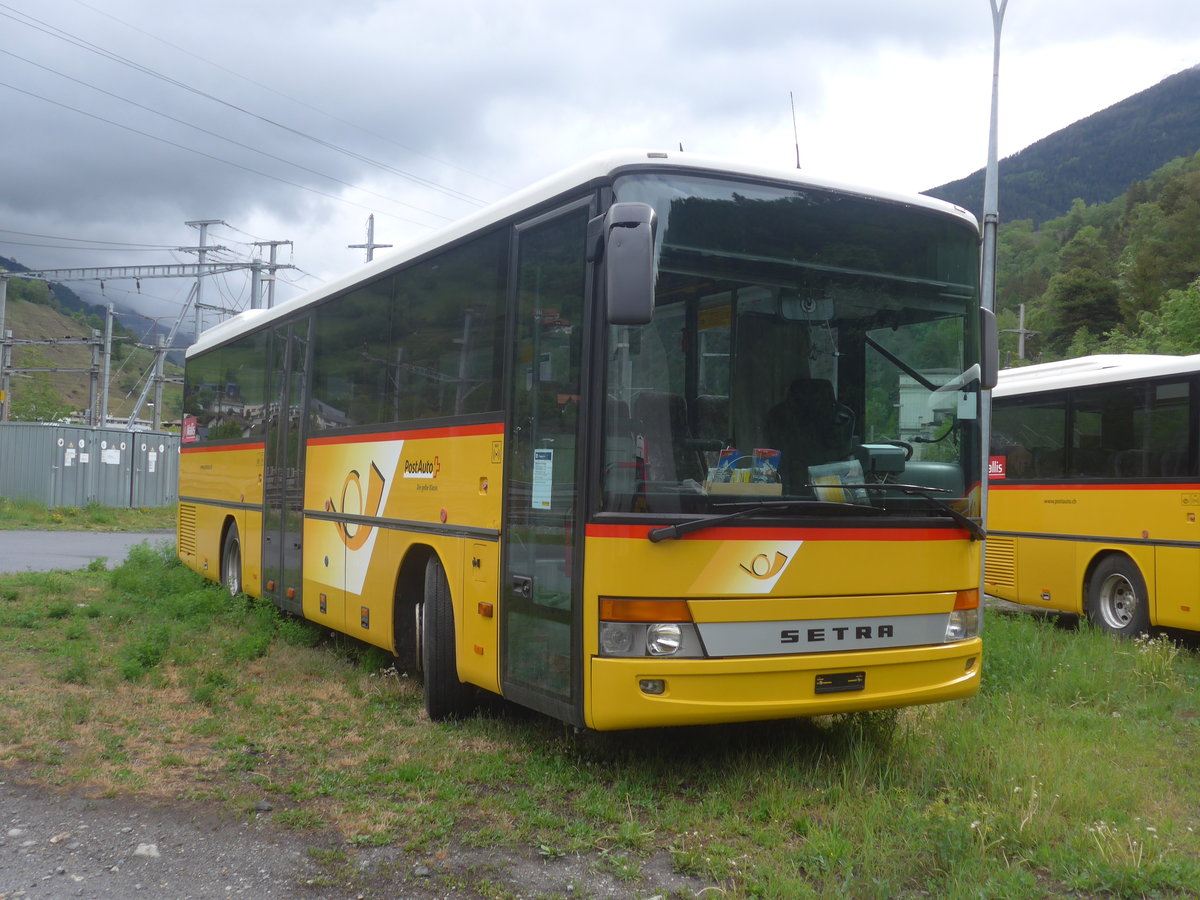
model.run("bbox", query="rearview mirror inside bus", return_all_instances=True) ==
[603,202,656,325]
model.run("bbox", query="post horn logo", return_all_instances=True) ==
[739,550,790,580]
[326,461,386,550]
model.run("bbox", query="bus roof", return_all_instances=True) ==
[187,149,979,359]
[994,354,1200,398]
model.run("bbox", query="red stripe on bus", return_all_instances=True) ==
[307,423,503,446]
[585,524,968,541]
[989,481,1198,491]
[180,441,265,453]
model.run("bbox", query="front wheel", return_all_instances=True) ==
[221,525,242,597]
[421,556,475,721]
[1086,555,1150,637]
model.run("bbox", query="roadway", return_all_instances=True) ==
[0,531,175,573]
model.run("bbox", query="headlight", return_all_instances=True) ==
[944,608,979,642]
[598,599,704,658]
[647,623,683,656]
[599,622,637,655]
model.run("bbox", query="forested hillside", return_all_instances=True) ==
[0,255,96,322]
[994,150,1200,366]
[929,65,1200,225]
[0,281,181,423]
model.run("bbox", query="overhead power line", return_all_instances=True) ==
[0,227,176,250]
[66,0,513,196]
[0,78,441,229]
[0,3,492,209]
[0,238,168,252]
[0,46,455,224]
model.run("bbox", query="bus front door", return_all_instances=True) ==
[500,203,591,724]
[262,320,310,615]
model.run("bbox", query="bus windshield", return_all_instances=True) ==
[602,172,982,517]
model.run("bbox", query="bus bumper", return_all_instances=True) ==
[585,638,982,731]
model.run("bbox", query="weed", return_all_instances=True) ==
[57,650,92,685]
[64,620,88,640]
[223,631,272,663]
[186,668,233,705]
[594,848,642,881]
[274,809,325,830]
[276,615,324,647]
[117,623,172,679]
[1128,633,1182,687]
[61,696,91,724]
[306,847,348,865]
[614,817,653,853]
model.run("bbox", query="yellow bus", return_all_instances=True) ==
[179,150,992,730]
[987,353,1200,636]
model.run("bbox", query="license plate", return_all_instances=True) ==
[815,671,865,694]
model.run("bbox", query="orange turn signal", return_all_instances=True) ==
[954,589,980,610]
[600,598,692,623]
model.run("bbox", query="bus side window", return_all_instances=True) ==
[1033,447,1064,478]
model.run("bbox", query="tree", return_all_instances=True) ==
[1155,279,1200,354]
[1042,267,1122,352]
[1063,326,1101,359]
[6,278,53,306]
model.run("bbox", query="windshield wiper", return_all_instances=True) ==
[646,487,985,543]
[646,499,884,543]
[846,483,987,541]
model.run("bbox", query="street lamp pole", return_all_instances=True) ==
[978,0,1007,613]
[981,0,1008,316]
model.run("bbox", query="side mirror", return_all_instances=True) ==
[980,307,999,390]
[603,202,656,325]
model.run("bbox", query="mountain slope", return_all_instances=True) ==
[1,297,181,422]
[926,64,1200,224]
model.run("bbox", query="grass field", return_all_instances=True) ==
[2,544,1199,898]
[0,497,176,531]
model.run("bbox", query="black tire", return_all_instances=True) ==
[421,556,475,720]
[221,525,242,597]
[1085,555,1150,637]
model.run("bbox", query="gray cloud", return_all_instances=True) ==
[0,0,1197,324]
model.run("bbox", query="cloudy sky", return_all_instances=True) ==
[1,0,1198,337]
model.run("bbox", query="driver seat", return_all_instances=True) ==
[765,378,855,491]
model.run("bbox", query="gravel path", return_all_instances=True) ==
[1,774,714,900]
[0,777,356,899]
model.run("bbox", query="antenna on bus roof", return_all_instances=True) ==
[790,91,801,169]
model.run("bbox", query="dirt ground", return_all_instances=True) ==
[1,771,717,899]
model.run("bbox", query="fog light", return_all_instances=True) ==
[646,623,683,656]
[639,679,666,695]
[599,622,636,655]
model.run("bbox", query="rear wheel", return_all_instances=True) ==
[1086,555,1150,637]
[421,556,475,720]
[221,525,242,597]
